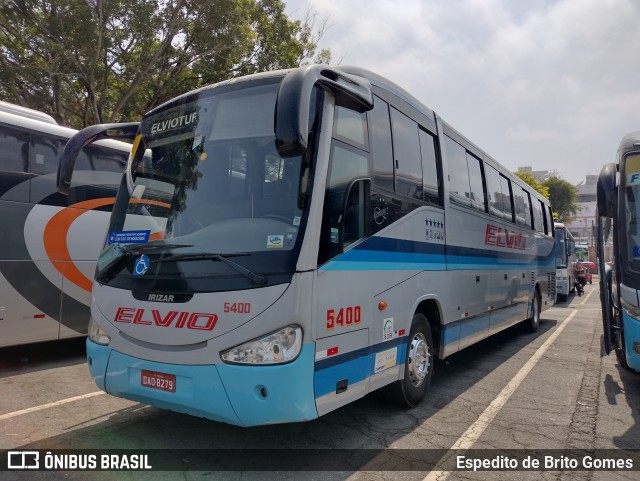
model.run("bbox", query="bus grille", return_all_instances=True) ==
[548,272,556,298]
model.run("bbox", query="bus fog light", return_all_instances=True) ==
[221,326,302,365]
[88,317,111,345]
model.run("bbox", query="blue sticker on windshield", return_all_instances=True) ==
[133,255,150,277]
[633,246,640,257]
[108,230,151,245]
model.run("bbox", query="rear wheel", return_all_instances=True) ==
[384,314,433,407]
[528,290,541,332]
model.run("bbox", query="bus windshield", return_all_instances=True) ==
[554,227,566,267]
[101,79,313,292]
[623,153,640,275]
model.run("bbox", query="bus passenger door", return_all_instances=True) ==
[314,175,373,416]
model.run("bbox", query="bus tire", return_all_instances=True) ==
[615,330,632,371]
[384,314,433,407]
[528,290,541,333]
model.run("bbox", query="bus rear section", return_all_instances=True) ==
[0,106,129,346]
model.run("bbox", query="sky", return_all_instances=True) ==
[284,0,640,185]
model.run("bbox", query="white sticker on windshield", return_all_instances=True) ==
[293,216,301,226]
[267,235,284,248]
[192,132,203,151]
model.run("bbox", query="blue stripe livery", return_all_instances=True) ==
[320,235,554,271]
[313,337,407,398]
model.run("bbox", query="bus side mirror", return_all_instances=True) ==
[275,65,373,158]
[57,122,139,194]
[597,162,617,218]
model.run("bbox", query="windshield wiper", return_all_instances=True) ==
[128,242,193,253]
[96,242,193,279]
[153,252,267,286]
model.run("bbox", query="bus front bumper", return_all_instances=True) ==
[622,311,640,372]
[86,340,318,426]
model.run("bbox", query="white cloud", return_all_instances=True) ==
[286,0,640,183]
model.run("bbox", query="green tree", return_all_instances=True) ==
[0,0,329,128]
[543,175,579,223]
[514,171,549,198]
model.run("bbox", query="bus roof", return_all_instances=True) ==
[0,101,57,125]
[0,109,131,154]
[619,130,640,152]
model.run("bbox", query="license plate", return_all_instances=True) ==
[141,369,176,393]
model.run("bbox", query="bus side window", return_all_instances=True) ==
[523,190,534,229]
[540,200,549,235]
[30,133,66,205]
[532,199,544,233]
[512,184,527,226]
[485,165,503,218]
[548,206,555,234]
[445,135,470,207]
[499,175,514,222]
[369,96,393,192]
[0,125,30,202]
[343,179,369,248]
[466,152,486,212]
[419,129,440,205]
[390,107,422,200]
[318,142,369,265]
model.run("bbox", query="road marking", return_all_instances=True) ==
[423,310,578,481]
[0,391,105,422]
[580,286,597,305]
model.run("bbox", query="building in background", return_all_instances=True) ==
[567,174,597,245]
[517,166,549,183]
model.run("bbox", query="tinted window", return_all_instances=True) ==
[328,143,369,188]
[0,125,30,201]
[532,198,544,233]
[369,97,394,191]
[391,107,422,199]
[334,106,368,149]
[467,153,486,212]
[31,134,65,175]
[485,165,502,217]
[548,206,555,235]
[445,136,470,206]
[499,175,513,222]
[540,200,549,235]
[512,183,527,226]
[319,141,369,265]
[419,129,439,204]
[76,144,128,173]
[522,190,533,228]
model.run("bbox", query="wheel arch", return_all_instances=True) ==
[414,297,442,360]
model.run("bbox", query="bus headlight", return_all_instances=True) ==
[88,317,111,345]
[621,298,640,319]
[221,325,302,365]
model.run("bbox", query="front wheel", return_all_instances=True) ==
[384,314,433,407]
[614,326,632,371]
[527,290,541,332]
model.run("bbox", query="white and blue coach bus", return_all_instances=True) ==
[554,222,577,300]
[597,130,640,372]
[0,101,129,347]
[57,65,556,426]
